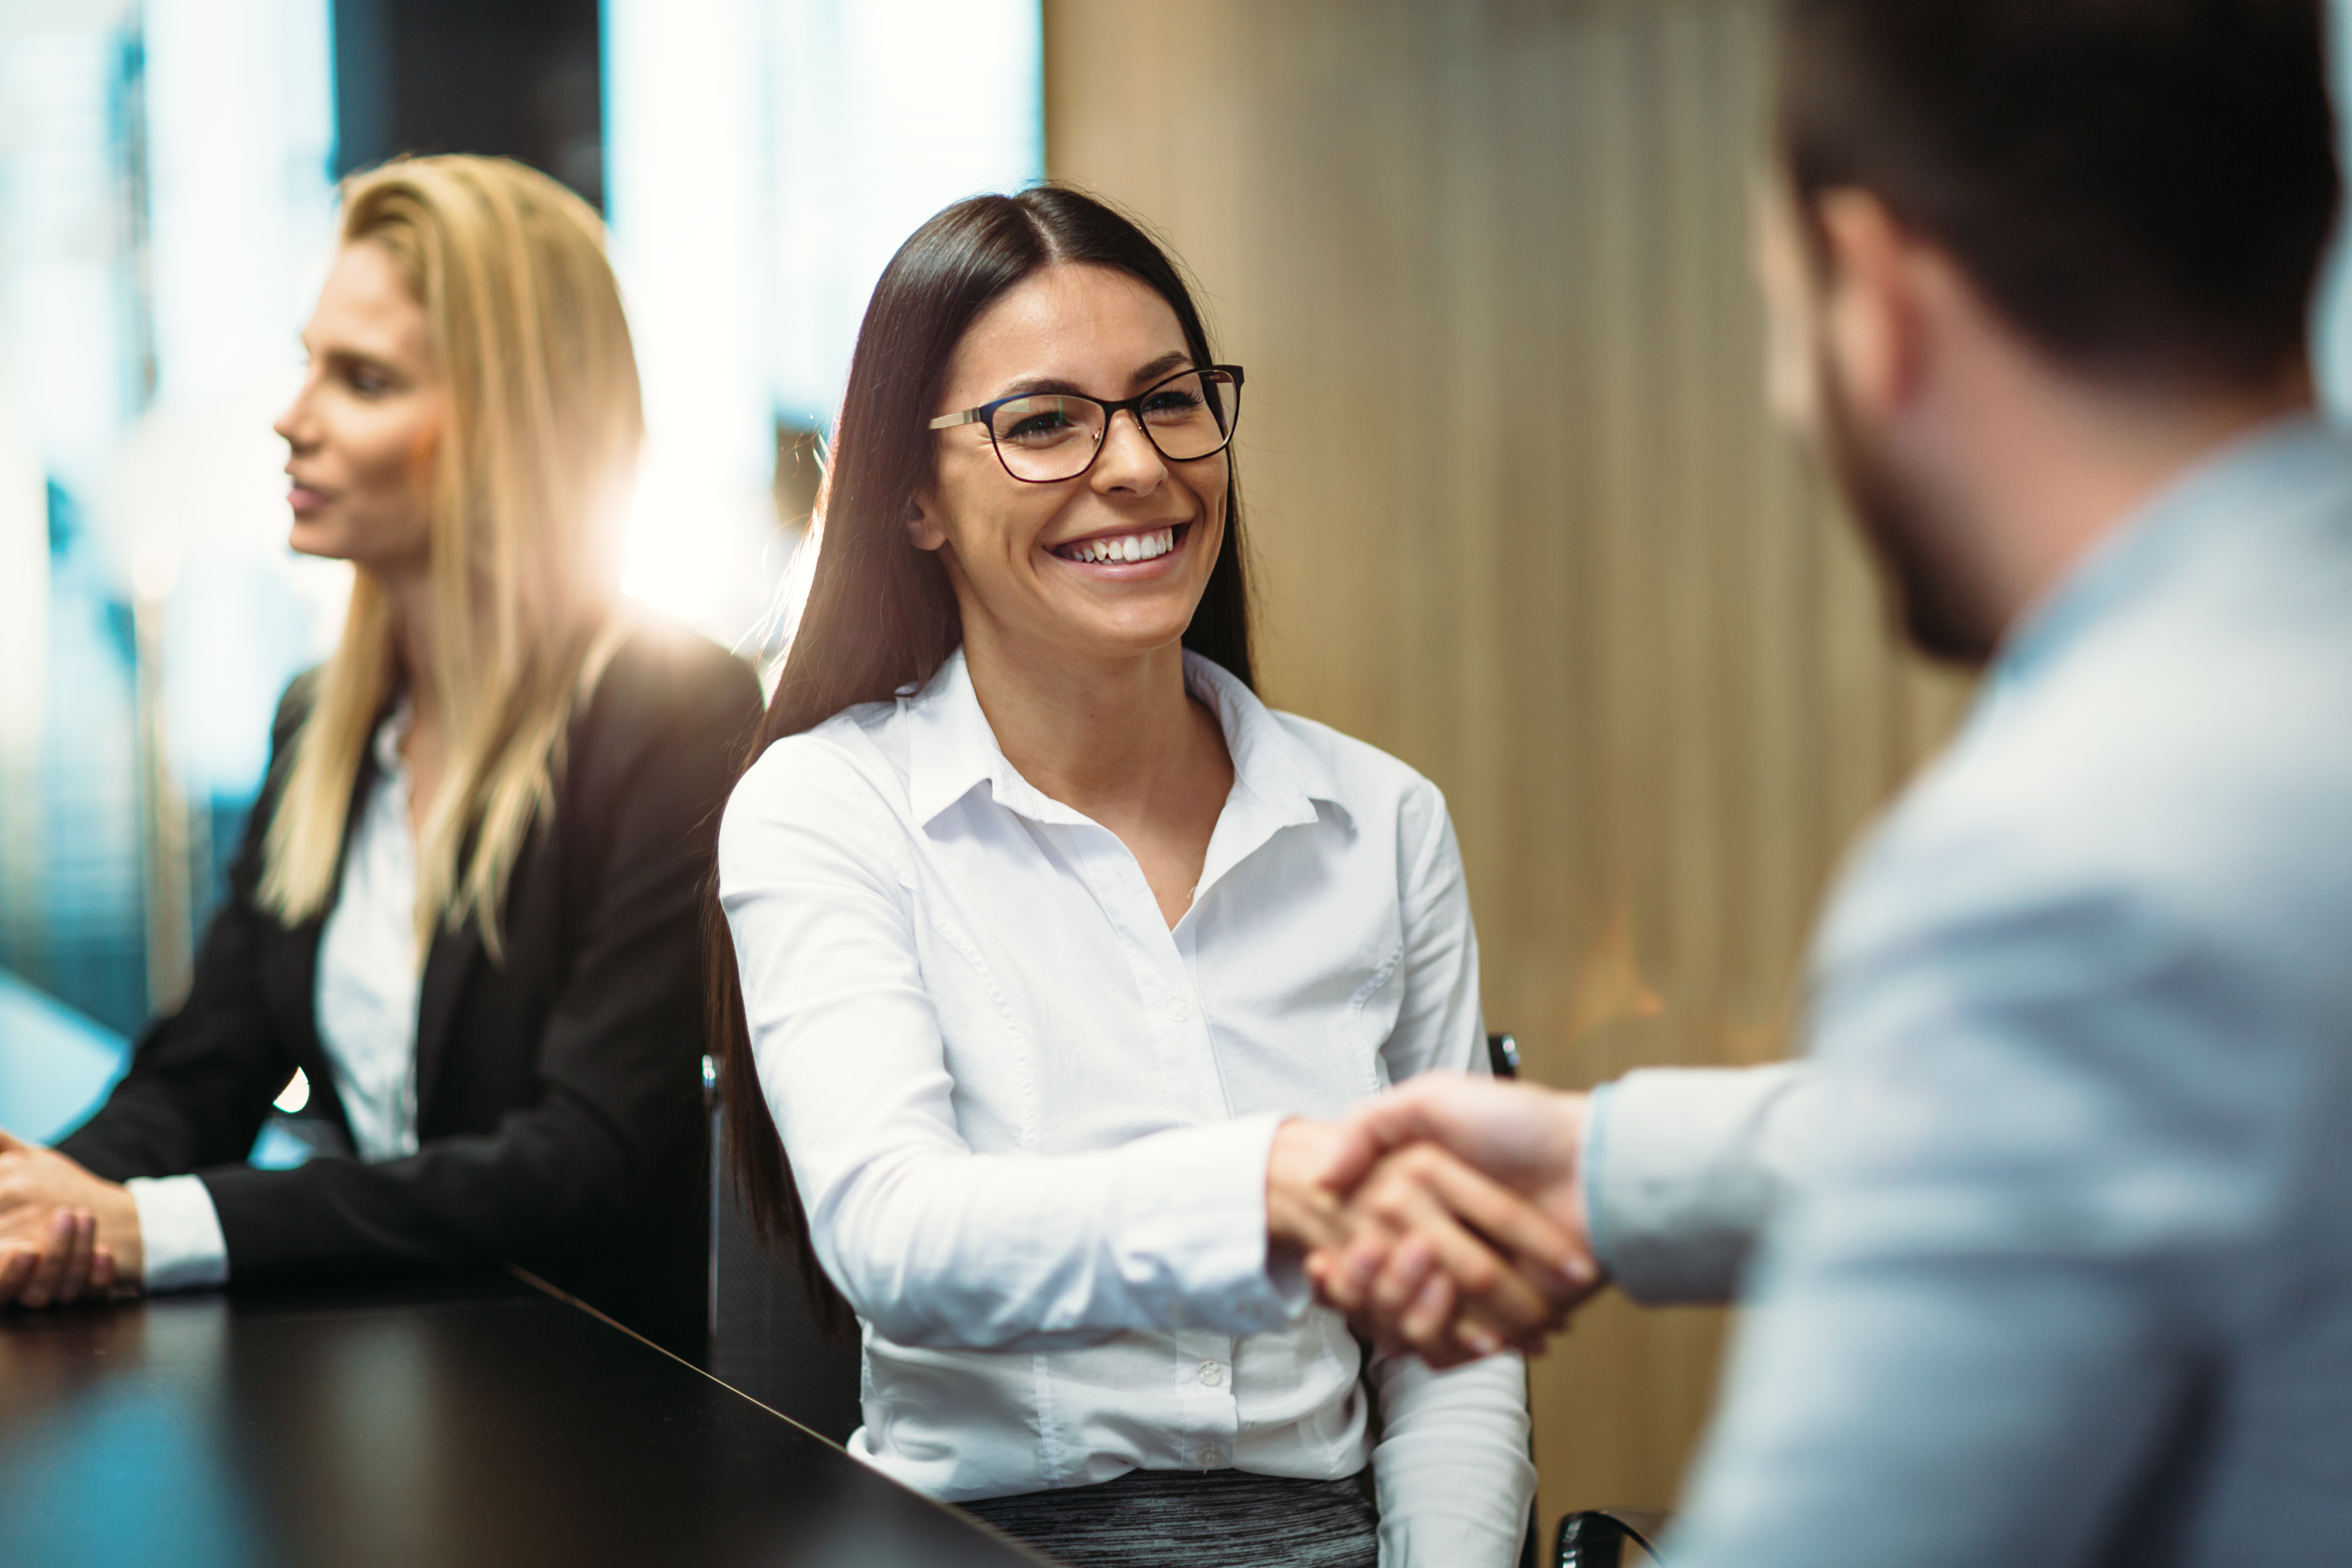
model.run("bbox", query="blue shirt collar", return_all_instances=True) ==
[1987,412,2352,700]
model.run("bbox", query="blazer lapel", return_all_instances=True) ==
[270,915,361,1152]
[411,918,480,1126]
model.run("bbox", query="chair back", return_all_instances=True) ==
[1488,1031,1521,1079]
[705,1057,864,1442]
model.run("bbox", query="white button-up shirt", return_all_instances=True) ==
[719,650,1534,1566]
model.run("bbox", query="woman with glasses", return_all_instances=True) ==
[0,155,757,1354]
[714,186,1538,1567]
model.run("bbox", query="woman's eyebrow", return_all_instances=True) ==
[992,375,1087,400]
[1127,351,1193,386]
[316,345,407,381]
[989,352,1197,402]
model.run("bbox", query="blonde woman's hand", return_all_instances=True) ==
[0,1128,139,1307]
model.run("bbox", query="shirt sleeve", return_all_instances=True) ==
[1583,1062,1816,1303]
[719,743,1303,1352]
[1376,777,1489,1085]
[126,1174,229,1292]
[1370,1351,1537,1568]
[1666,880,2304,1568]
[1364,776,1534,1568]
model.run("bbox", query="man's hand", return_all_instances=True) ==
[0,1128,138,1307]
[1306,1076,1607,1363]
[1269,1114,1595,1366]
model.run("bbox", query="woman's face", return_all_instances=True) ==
[915,263,1228,667]
[274,241,445,577]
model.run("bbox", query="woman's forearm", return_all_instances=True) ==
[806,1114,1308,1350]
[1368,1349,1537,1568]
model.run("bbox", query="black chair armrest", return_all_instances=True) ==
[1555,1509,1668,1566]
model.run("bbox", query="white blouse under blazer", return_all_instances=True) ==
[718,650,1535,1568]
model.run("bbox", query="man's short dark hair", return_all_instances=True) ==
[1779,0,2342,389]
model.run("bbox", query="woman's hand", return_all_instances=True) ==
[1269,1115,1596,1366]
[0,1129,136,1307]
[1291,1077,1612,1366]
[1265,1117,1368,1255]
[1316,1142,1599,1367]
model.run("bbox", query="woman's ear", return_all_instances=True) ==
[906,491,948,552]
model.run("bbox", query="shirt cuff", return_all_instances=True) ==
[1111,1110,1306,1333]
[126,1174,230,1293]
[1585,1063,1810,1303]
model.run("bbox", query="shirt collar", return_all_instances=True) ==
[1987,412,2352,701]
[370,696,413,783]
[902,646,1345,830]
[1181,650,1345,832]
[904,651,1011,826]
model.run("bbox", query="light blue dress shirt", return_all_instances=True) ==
[1656,417,2352,1566]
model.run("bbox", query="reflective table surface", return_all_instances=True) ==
[0,1270,1046,1567]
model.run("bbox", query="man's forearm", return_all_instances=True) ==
[1584,1062,1816,1304]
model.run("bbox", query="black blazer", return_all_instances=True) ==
[62,626,760,1356]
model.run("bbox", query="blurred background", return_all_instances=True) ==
[5,0,2352,1524]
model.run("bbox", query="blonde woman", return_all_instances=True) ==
[0,156,757,1352]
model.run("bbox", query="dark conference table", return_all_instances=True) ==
[0,1270,1049,1567]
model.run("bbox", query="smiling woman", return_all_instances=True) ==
[711,187,1539,1568]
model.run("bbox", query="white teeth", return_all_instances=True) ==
[1067,526,1176,564]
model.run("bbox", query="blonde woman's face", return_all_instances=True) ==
[276,241,445,577]
[914,263,1228,668]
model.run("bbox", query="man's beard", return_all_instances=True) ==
[1813,350,1998,667]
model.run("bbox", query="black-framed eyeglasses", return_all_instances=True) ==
[929,364,1245,483]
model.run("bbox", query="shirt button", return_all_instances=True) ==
[1196,1361,1226,1388]
[1167,996,1190,1022]
[1196,1446,1224,1469]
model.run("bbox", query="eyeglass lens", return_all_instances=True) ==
[988,370,1240,482]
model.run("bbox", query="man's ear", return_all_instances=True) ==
[1753,172,1825,440]
[906,491,947,552]
[1812,188,1929,425]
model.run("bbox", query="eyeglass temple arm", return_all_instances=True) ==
[927,410,984,431]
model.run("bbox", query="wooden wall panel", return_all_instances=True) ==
[1045,0,1973,1516]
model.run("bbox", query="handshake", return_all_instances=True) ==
[1266,1073,1603,1368]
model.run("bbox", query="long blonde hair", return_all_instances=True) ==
[259,155,642,962]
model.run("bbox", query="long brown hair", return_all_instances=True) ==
[710,185,1255,1330]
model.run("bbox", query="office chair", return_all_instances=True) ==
[1555,1510,1666,1566]
[704,1057,864,1443]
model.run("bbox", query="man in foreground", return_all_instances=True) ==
[1319,1,2352,1561]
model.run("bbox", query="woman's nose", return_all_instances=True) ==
[273,388,314,449]
[1089,409,1166,492]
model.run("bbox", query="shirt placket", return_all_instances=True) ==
[1058,819,1242,1469]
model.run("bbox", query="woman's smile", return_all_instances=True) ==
[1049,520,1190,571]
